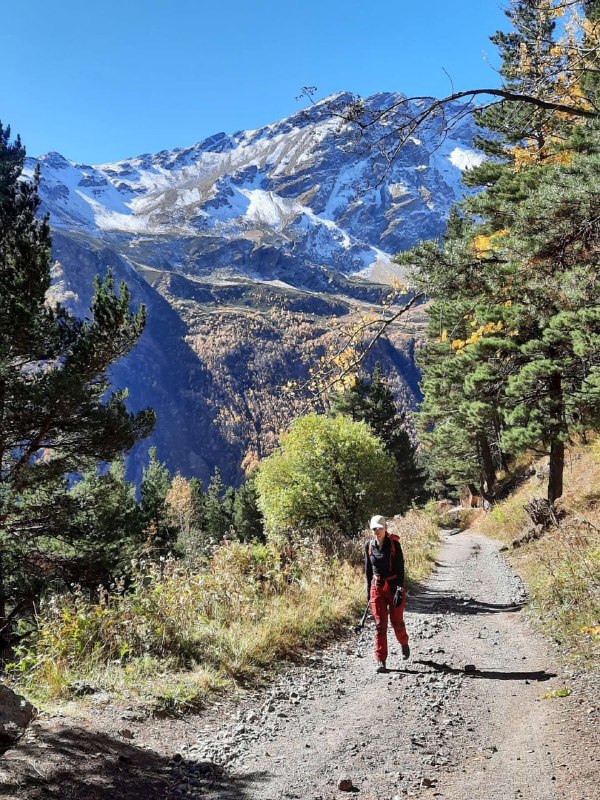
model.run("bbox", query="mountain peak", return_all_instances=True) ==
[38,151,74,170]
[32,90,480,265]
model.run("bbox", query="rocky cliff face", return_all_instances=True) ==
[27,92,481,483]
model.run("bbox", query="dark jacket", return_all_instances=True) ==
[365,534,405,601]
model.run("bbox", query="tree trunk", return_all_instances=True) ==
[498,442,510,473]
[548,438,564,504]
[547,371,565,505]
[0,545,7,657]
[492,415,510,473]
[477,432,496,502]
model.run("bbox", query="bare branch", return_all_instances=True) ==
[342,89,597,132]
[298,292,425,411]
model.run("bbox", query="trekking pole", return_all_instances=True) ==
[354,601,370,633]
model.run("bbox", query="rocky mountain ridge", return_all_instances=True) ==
[27,92,482,483]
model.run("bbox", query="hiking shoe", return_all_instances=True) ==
[402,643,410,660]
[375,660,387,673]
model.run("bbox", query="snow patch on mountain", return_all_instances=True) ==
[242,189,295,229]
[449,147,485,171]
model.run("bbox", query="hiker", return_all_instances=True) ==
[365,514,410,673]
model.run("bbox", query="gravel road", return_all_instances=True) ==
[168,530,600,800]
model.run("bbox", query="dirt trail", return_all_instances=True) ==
[168,530,599,800]
[1,530,598,799]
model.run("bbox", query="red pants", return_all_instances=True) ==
[370,582,408,662]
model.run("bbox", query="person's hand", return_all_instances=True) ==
[393,587,403,607]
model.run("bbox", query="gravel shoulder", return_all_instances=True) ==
[1,529,598,800]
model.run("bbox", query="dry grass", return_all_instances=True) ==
[11,514,442,713]
[388,508,441,588]
[9,539,365,710]
[477,443,600,667]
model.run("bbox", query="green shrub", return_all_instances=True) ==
[255,413,397,541]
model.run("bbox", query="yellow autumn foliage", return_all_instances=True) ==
[166,474,195,535]
[470,229,508,257]
[451,320,505,352]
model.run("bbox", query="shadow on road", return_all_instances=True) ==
[407,584,526,616]
[0,722,270,800]
[203,768,272,800]
[385,659,556,682]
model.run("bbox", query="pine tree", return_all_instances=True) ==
[492,153,600,501]
[415,293,506,500]
[189,477,205,532]
[402,2,600,504]
[233,478,265,543]
[0,124,154,644]
[67,460,142,586]
[222,486,236,534]
[468,0,562,165]
[364,365,426,509]
[332,364,426,510]
[581,2,600,101]
[140,447,175,556]
[203,467,227,543]
[330,376,369,421]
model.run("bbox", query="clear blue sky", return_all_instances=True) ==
[2,1,507,164]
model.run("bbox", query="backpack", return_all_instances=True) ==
[368,533,400,573]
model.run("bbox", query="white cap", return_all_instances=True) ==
[369,515,387,530]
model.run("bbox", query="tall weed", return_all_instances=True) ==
[10,538,362,703]
[11,514,442,707]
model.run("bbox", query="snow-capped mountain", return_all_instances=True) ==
[28,92,482,483]
[28,92,481,290]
